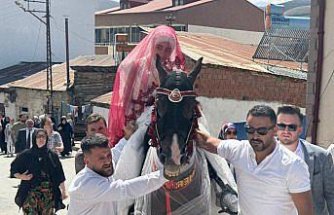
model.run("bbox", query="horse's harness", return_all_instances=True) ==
[148,87,201,164]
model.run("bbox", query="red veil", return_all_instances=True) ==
[108,25,186,146]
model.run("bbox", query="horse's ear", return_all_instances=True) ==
[188,57,203,85]
[156,55,167,83]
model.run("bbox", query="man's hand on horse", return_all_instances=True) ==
[195,129,221,154]
[123,120,137,140]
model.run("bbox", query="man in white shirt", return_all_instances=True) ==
[196,105,313,215]
[68,134,167,215]
[276,105,334,215]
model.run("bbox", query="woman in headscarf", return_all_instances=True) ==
[108,25,186,146]
[10,128,67,214]
[218,122,238,140]
[58,116,73,157]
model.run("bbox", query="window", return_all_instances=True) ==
[174,0,184,6]
[20,107,29,112]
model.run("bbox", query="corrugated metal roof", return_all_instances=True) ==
[5,55,115,91]
[0,62,56,88]
[6,63,74,92]
[70,55,116,68]
[177,32,308,79]
[91,91,112,106]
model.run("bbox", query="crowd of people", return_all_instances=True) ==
[0,112,74,214]
[0,113,74,157]
[3,25,334,215]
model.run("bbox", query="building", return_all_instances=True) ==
[0,62,74,120]
[0,62,55,118]
[0,55,117,125]
[95,0,265,48]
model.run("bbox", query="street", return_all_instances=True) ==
[0,152,77,215]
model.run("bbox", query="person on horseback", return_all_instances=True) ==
[108,25,186,146]
[107,25,240,214]
[196,105,314,215]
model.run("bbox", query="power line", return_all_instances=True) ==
[51,16,94,44]
[15,0,54,116]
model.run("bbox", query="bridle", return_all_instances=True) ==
[148,87,201,163]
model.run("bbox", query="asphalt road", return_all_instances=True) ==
[0,152,76,215]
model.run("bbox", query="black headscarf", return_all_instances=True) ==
[31,129,49,158]
[11,128,66,210]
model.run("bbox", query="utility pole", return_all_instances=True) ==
[15,0,53,116]
[65,18,70,90]
[46,0,53,116]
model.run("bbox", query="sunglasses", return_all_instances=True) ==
[276,123,298,132]
[244,125,275,136]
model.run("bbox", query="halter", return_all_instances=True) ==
[148,87,201,163]
[155,87,197,103]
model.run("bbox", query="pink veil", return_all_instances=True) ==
[108,25,186,146]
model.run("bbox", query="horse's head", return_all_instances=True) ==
[149,56,203,180]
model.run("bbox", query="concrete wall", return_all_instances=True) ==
[315,0,334,147]
[6,88,68,121]
[92,105,109,124]
[176,0,264,31]
[0,0,96,69]
[91,97,305,137]
[307,0,334,147]
[197,96,305,136]
[0,92,16,119]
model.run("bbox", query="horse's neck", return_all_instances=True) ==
[147,150,211,215]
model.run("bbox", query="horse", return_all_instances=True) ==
[113,57,238,215]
